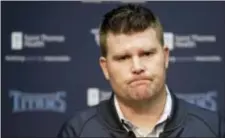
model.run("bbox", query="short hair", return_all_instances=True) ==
[99,4,164,57]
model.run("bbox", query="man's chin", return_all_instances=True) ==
[130,90,154,101]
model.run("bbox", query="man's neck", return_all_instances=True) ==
[116,86,167,129]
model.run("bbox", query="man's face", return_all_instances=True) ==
[100,28,169,102]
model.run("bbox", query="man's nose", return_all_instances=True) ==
[131,57,145,74]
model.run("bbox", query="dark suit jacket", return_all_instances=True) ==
[57,92,225,137]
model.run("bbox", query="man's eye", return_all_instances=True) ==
[118,55,130,61]
[142,51,153,57]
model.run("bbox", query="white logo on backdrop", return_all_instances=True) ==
[11,31,65,50]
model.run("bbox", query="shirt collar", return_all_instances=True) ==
[114,85,172,125]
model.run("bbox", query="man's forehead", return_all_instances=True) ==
[106,29,159,51]
[106,28,158,44]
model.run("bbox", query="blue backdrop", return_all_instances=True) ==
[2,1,225,137]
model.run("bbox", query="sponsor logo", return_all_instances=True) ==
[87,88,111,107]
[11,32,23,50]
[175,34,216,48]
[7,32,70,63]
[11,31,65,50]
[164,32,174,51]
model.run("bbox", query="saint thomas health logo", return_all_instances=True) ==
[11,32,23,50]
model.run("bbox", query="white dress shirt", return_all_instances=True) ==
[114,85,172,137]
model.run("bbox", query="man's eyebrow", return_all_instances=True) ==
[139,47,157,52]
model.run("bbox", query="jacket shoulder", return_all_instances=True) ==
[57,105,98,137]
[181,99,221,135]
[184,100,218,119]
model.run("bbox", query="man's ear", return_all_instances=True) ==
[99,56,109,80]
[163,46,170,69]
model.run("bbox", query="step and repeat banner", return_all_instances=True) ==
[2,1,225,137]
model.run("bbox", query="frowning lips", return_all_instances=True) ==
[128,76,152,86]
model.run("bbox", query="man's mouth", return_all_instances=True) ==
[130,79,150,86]
[128,77,151,86]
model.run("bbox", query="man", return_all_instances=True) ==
[58,4,224,138]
